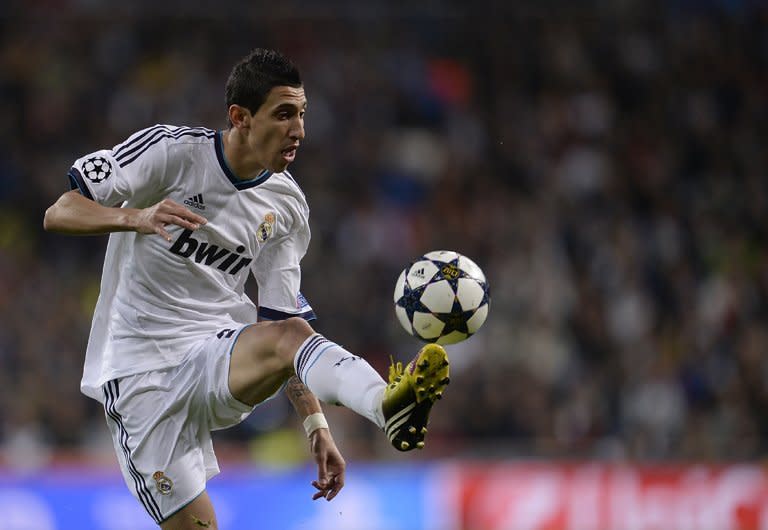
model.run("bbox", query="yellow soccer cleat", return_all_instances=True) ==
[382,343,450,452]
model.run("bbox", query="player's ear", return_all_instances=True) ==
[228,105,251,129]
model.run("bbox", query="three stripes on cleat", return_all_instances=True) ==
[385,403,418,449]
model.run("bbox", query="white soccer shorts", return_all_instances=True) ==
[101,326,256,525]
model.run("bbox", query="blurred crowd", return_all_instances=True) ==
[1,1,767,468]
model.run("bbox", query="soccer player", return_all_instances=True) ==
[43,49,450,529]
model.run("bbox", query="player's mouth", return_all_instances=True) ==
[281,145,298,163]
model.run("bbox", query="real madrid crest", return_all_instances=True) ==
[153,471,174,495]
[257,212,275,243]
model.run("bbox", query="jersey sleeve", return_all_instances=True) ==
[252,209,316,322]
[67,126,169,207]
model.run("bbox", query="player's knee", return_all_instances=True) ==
[234,318,314,374]
[275,317,315,366]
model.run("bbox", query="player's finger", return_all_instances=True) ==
[317,459,329,489]
[326,485,339,501]
[311,480,328,500]
[154,226,172,242]
[162,214,202,231]
[176,209,207,225]
[162,204,207,225]
[325,484,337,501]
[326,474,344,501]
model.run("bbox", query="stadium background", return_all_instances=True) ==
[1,0,767,528]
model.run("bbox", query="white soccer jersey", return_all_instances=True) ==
[68,124,315,402]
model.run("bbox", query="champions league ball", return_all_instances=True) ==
[394,250,490,345]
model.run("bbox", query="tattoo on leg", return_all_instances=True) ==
[191,515,211,528]
[286,375,306,399]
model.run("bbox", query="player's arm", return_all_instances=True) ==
[284,375,345,501]
[43,190,207,241]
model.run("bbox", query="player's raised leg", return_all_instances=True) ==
[229,318,387,426]
[228,317,451,451]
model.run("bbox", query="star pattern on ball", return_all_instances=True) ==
[431,257,467,291]
[433,297,477,336]
[479,281,491,306]
[395,281,431,325]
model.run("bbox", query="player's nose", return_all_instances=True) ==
[289,116,305,140]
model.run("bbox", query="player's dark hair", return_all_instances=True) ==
[225,48,302,124]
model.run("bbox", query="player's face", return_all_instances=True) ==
[247,86,307,172]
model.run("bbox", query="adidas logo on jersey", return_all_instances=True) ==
[169,229,252,275]
[184,193,206,210]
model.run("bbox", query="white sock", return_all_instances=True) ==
[294,334,386,428]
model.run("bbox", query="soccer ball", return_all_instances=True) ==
[393,250,490,345]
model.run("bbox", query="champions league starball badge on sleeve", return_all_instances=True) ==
[82,156,113,183]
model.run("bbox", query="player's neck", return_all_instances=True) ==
[221,128,268,181]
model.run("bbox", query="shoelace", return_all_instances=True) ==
[388,356,405,385]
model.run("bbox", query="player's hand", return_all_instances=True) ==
[309,428,345,501]
[131,199,207,241]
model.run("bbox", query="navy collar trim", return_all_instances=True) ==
[215,131,272,190]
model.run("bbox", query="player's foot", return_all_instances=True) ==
[382,343,450,452]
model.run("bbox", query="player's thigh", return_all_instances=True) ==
[228,318,314,405]
[161,490,217,530]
